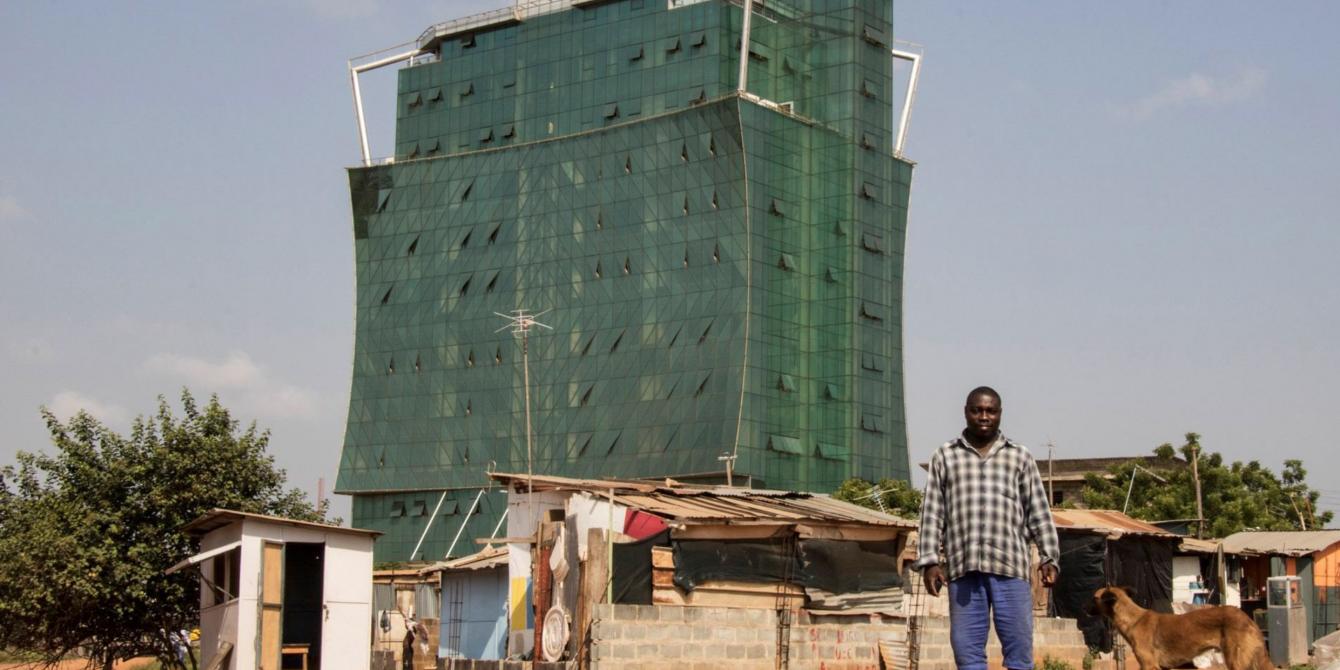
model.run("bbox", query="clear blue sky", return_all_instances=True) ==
[3,1,1338,523]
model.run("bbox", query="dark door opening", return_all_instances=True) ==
[282,542,324,670]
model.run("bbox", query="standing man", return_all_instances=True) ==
[914,386,1060,670]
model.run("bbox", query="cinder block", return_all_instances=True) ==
[659,642,683,658]
[746,643,767,659]
[594,604,615,621]
[636,643,658,657]
[691,625,713,641]
[727,645,747,659]
[657,606,684,622]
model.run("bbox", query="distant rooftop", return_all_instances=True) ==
[1221,530,1340,557]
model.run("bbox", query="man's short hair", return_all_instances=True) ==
[965,386,1001,405]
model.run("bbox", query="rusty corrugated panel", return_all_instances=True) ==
[1221,530,1340,557]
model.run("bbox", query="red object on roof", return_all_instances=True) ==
[623,509,668,539]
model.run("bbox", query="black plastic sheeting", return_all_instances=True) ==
[611,530,670,605]
[1051,533,1176,651]
[1107,537,1173,614]
[798,540,902,595]
[672,537,802,591]
[1052,533,1111,651]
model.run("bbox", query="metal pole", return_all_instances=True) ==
[891,49,922,157]
[489,506,509,540]
[348,49,421,167]
[350,64,372,166]
[736,0,755,93]
[606,487,615,603]
[523,332,535,540]
[1048,441,1055,506]
[410,490,450,561]
[444,488,486,559]
[1122,467,1139,515]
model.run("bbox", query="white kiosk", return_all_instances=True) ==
[168,509,381,670]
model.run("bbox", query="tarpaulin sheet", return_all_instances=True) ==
[798,539,902,595]
[672,538,802,591]
[611,529,669,605]
[1052,533,1110,650]
[1107,537,1173,614]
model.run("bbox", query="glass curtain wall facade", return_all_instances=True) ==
[338,0,913,562]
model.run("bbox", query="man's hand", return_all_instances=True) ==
[922,564,947,597]
[1039,563,1059,588]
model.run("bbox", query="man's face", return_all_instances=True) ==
[963,393,1002,440]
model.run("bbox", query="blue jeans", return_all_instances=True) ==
[948,572,1034,670]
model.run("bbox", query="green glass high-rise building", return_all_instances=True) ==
[337,0,915,562]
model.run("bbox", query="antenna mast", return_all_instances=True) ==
[496,309,552,531]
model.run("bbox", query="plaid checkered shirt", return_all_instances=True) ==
[913,433,1060,582]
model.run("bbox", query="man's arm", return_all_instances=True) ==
[914,449,948,595]
[1021,454,1061,585]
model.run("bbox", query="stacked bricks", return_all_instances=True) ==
[588,604,900,670]
[914,616,1113,670]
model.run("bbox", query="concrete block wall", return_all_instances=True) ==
[588,604,899,670]
[914,616,1112,670]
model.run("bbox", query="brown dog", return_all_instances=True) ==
[1086,586,1272,670]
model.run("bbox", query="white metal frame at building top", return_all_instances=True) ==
[346,0,922,166]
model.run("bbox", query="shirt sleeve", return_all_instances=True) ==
[913,449,947,570]
[1020,453,1060,567]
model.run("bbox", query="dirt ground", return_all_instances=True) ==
[0,658,156,670]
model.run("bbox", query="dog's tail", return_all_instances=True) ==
[1223,623,1272,670]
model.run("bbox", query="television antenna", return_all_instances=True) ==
[495,309,551,534]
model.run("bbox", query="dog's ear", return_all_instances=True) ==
[1100,590,1119,616]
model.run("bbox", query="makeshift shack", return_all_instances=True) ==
[479,472,917,663]
[1172,537,1248,609]
[421,545,509,661]
[167,509,380,670]
[372,567,440,670]
[1222,530,1340,645]
[1049,509,1181,650]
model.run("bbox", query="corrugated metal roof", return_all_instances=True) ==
[488,472,916,528]
[1178,537,1223,554]
[180,508,382,537]
[1221,530,1340,557]
[420,545,508,574]
[1051,509,1177,539]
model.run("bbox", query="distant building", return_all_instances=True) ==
[337,0,918,562]
[918,454,1186,508]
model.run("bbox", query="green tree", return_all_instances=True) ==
[833,477,922,518]
[0,390,332,669]
[1079,432,1332,538]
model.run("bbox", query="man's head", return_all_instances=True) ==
[963,386,1002,441]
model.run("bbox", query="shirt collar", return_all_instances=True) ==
[955,431,1008,457]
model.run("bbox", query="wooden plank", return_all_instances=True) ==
[651,546,675,569]
[652,570,675,589]
[691,580,804,595]
[794,524,905,541]
[670,524,789,540]
[259,541,284,670]
[477,536,535,544]
[653,586,803,609]
[575,528,610,670]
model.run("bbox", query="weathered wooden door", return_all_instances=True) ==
[259,541,284,670]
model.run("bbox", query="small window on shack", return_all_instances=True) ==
[207,547,241,607]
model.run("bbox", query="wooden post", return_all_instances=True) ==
[575,528,610,669]
[1190,441,1204,539]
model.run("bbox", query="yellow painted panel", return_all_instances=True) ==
[510,577,528,630]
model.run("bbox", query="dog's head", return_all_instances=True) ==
[1085,586,1133,618]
